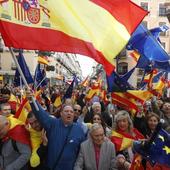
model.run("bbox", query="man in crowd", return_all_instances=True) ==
[74,123,117,170]
[27,111,48,170]
[26,91,85,170]
[84,102,112,127]
[73,104,88,135]
[0,103,11,117]
[0,115,31,170]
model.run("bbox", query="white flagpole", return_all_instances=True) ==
[9,47,39,111]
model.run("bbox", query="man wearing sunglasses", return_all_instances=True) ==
[73,104,88,135]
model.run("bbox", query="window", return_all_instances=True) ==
[141,2,148,11]
[161,42,166,49]
[137,78,142,88]
[142,21,148,29]
[138,69,144,76]
[159,4,166,16]
[159,22,166,36]
[117,62,128,75]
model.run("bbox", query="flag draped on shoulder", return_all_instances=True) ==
[111,130,134,152]
[0,0,148,75]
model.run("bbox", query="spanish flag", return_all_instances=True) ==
[7,115,30,146]
[0,0,148,75]
[128,50,140,62]
[38,56,49,65]
[111,131,134,151]
[54,95,62,108]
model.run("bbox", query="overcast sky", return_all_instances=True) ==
[77,55,97,78]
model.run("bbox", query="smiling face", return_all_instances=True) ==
[93,114,102,124]
[117,118,129,132]
[61,105,74,125]
[147,115,159,131]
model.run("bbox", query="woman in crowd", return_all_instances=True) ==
[145,112,160,138]
[91,113,111,137]
[111,110,144,170]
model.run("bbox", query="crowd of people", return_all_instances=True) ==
[0,83,170,170]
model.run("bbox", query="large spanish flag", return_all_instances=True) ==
[0,0,148,75]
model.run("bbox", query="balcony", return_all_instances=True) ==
[138,69,144,76]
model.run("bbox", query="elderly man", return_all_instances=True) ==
[0,115,31,170]
[26,92,85,170]
[84,102,112,127]
[74,123,117,170]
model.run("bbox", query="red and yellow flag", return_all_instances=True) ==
[81,76,89,87]
[38,56,49,65]
[111,131,133,151]
[129,50,140,62]
[0,0,148,75]
[54,95,62,108]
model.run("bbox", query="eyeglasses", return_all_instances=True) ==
[74,109,81,112]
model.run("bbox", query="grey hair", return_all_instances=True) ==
[113,110,133,133]
[92,102,101,110]
[89,123,103,135]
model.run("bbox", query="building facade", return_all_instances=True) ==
[117,0,170,87]
[0,37,82,86]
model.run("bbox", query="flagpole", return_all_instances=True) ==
[9,47,39,111]
[36,76,46,89]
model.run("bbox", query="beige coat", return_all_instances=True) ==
[74,138,117,170]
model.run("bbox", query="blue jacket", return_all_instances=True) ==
[30,102,85,170]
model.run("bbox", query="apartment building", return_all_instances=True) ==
[117,0,170,87]
[0,37,82,86]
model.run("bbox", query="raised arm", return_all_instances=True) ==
[26,91,54,131]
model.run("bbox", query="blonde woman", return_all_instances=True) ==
[111,110,144,170]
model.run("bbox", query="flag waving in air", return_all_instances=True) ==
[0,0,148,75]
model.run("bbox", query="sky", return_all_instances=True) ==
[76,55,97,78]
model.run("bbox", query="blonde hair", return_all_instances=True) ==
[113,110,133,133]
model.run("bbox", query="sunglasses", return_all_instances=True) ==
[74,109,81,112]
